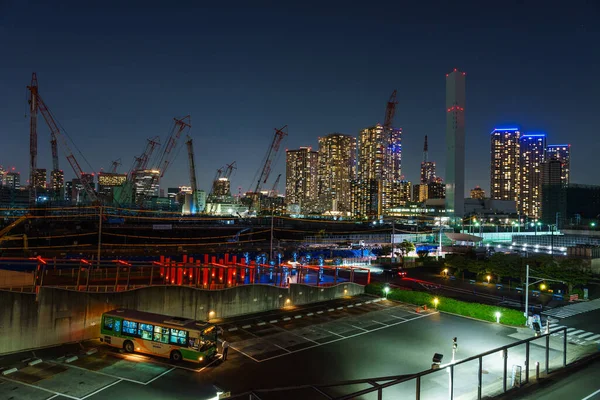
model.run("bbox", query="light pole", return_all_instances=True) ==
[486,275,491,284]
[433,297,439,309]
[523,264,564,326]
[383,286,390,299]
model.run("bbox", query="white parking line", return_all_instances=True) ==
[294,315,302,319]
[49,360,147,385]
[283,317,291,321]
[269,320,278,324]
[347,305,354,308]
[0,376,80,400]
[316,311,324,314]
[254,313,435,363]
[272,344,292,353]
[81,379,124,400]
[257,322,266,326]
[336,307,344,310]
[349,324,368,332]
[306,313,314,316]
[228,327,238,332]
[355,303,363,306]
[323,329,345,338]
[230,345,260,363]
[370,320,388,326]
[242,325,251,329]
[144,366,176,385]
[328,309,334,312]
[582,388,600,400]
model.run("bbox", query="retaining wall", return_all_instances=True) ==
[0,282,363,354]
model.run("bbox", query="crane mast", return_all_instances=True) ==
[270,173,281,197]
[185,135,199,215]
[252,125,287,212]
[109,159,122,174]
[27,74,97,203]
[27,73,39,204]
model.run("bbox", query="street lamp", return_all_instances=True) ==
[486,275,491,284]
[495,311,501,323]
[433,298,439,309]
[383,286,390,299]
[443,268,448,276]
[591,222,597,228]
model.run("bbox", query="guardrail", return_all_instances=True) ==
[231,327,573,400]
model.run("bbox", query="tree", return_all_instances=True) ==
[396,240,415,266]
[540,258,592,294]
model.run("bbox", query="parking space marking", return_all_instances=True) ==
[81,379,123,400]
[316,311,324,314]
[370,320,388,326]
[323,329,345,338]
[336,307,343,310]
[349,324,368,332]
[228,327,238,332]
[269,320,278,323]
[242,325,251,329]
[257,322,266,326]
[347,305,354,308]
[272,344,292,353]
[0,376,80,400]
[283,317,291,321]
[294,315,302,319]
[328,309,334,312]
[306,313,314,316]
[254,312,435,363]
[49,360,147,385]
[144,367,176,385]
[230,345,260,363]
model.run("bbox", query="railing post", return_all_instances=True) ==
[525,341,530,384]
[416,375,421,400]
[545,335,550,374]
[449,364,454,400]
[114,265,120,292]
[377,387,382,400]
[149,264,154,286]
[76,265,82,290]
[503,348,508,393]
[563,327,567,367]
[477,356,483,399]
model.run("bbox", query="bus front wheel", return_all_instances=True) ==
[123,340,134,353]
[170,350,182,362]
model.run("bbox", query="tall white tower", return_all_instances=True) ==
[445,69,466,218]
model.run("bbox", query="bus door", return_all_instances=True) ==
[151,326,171,356]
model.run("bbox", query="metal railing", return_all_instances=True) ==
[231,327,572,400]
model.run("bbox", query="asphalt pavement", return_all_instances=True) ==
[1,293,581,400]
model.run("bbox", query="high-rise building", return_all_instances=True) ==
[353,124,402,217]
[133,169,160,199]
[520,134,546,218]
[541,158,564,226]
[213,178,231,197]
[4,171,20,190]
[285,147,319,213]
[50,170,64,200]
[420,135,436,184]
[98,172,127,202]
[317,133,357,213]
[32,168,47,190]
[490,128,521,203]
[0,166,5,187]
[470,186,486,199]
[546,144,571,185]
[390,180,412,206]
[64,181,73,202]
[445,69,466,217]
[428,179,446,199]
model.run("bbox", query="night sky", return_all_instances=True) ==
[1,1,598,196]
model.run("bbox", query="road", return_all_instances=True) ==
[0,294,574,400]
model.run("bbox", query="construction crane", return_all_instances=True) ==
[135,116,191,206]
[27,74,97,202]
[269,173,282,197]
[118,137,161,206]
[27,74,39,205]
[223,161,237,181]
[251,125,288,212]
[109,159,122,174]
[185,135,199,215]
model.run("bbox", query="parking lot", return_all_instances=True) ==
[0,295,436,400]
[216,294,435,362]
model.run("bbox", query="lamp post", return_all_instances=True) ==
[383,286,390,299]
[433,297,439,309]
[523,264,564,326]
[486,275,491,284]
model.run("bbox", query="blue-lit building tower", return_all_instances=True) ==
[520,134,547,219]
[445,69,466,217]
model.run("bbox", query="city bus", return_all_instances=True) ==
[100,309,218,363]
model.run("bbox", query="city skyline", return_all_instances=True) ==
[0,3,598,196]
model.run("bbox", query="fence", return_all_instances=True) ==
[231,327,579,399]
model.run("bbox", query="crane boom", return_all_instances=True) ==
[35,92,97,202]
[185,135,199,215]
[253,125,287,194]
[270,173,281,197]
[27,73,38,204]
[157,116,191,178]
[223,161,237,180]
[109,159,121,174]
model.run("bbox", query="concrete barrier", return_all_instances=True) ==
[0,282,363,354]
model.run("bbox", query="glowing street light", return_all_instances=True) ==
[540,283,547,291]
[443,268,448,276]
[433,298,439,309]
[486,275,491,284]
[383,286,390,299]
[495,311,501,323]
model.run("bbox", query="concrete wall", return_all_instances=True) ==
[0,282,363,354]
[0,270,33,288]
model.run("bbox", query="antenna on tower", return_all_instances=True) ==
[423,135,429,163]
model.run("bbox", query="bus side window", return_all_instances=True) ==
[114,319,121,333]
[103,317,114,331]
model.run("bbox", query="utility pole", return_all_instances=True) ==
[97,206,103,268]
[390,218,395,263]
[270,212,274,262]
[523,264,564,326]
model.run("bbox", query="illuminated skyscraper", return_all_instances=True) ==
[520,134,546,218]
[490,128,521,203]
[546,144,570,185]
[317,133,356,213]
[285,147,319,213]
[32,168,47,190]
[4,171,20,190]
[470,186,486,199]
[50,169,64,200]
[420,135,436,184]
[133,169,160,198]
[354,124,402,217]
[445,69,466,217]
[98,172,127,202]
